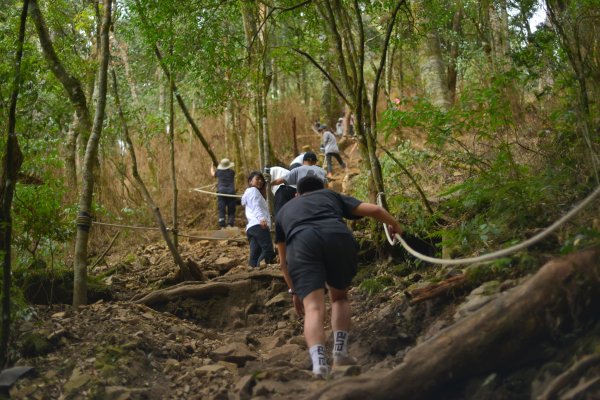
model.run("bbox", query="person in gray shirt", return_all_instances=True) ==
[270,151,328,187]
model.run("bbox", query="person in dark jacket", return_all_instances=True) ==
[274,176,403,376]
[210,158,236,228]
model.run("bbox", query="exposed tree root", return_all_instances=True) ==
[133,271,284,306]
[307,248,600,400]
[538,352,600,400]
[408,274,466,304]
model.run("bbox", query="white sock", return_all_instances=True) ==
[309,344,328,373]
[333,330,349,357]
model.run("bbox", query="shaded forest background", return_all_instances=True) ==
[1,0,599,368]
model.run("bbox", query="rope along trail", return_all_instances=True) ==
[379,185,600,265]
[91,221,245,241]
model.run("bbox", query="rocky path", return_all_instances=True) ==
[9,230,419,399]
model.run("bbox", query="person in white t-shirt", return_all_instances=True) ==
[289,145,312,170]
[267,166,297,216]
[241,171,276,268]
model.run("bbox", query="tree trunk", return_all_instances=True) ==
[0,0,28,367]
[30,0,93,194]
[111,69,194,281]
[167,59,178,249]
[414,0,451,111]
[72,0,112,307]
[308,248,600,400]
[447,2,462,105]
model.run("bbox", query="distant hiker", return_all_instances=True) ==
[318,124,346,178]
[274,176,403,377]
[265,166,297,216]
[289,145,312,170]
[241,171,276,268]
[210,158,236,228]
[271,151,328,187]
[335,117,343,137]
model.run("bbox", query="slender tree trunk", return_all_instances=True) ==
[0,0,27,367]
[447,2,462,104]
[111,69,193,280]
[168,69,178,248]
[152,45,218,167]
[72,0,112,307]
[414,0,451,111]
[64,112,79,194]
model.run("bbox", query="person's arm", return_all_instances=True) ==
[210,164,216,177]
[352,203,403,238]
[271,177,285,186]
[276,241,304,315]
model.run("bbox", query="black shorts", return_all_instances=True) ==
[287,228,358,299]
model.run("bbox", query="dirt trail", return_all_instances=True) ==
[8,140,396,399]
[8,140,598,399]
[10,226,418,399]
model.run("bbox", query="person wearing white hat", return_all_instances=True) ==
[210,158,236,228]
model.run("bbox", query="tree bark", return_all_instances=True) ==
[307,248,600,400]
[1,0,28,367]
[413,0,451,111]
[167,59,179,249]
[72,0,112,307]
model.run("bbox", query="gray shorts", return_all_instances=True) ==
[287,228,358,299]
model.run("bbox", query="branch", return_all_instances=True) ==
[376,139,434,215]
[29,0,92,133]
[292,48,350,106]
[371,0,407,130]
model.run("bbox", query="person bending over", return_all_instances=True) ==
[274,176,403,377]
[270,151,327,188]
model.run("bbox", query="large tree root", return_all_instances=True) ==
[307,248,600,400]
[133,271,284,306]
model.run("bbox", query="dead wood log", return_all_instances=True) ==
[408,274,466,304]
[307,248,600,400]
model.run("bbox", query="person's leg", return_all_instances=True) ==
[323,233,358,366]
[303,289,328,375]
[217,196,226,228]
[246,226,261,267]
[329,286,355,366]
[326,153,333,176]
[226,198,236,227]
[333,152,346,169]
[255,227,276,265]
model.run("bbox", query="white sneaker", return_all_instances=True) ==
[333,354,357,367]
[313,365,330,378]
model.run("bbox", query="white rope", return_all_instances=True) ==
[91,221,245,241]
[379,185,600,265]
[191,187,242,198]
[92,221,161,231]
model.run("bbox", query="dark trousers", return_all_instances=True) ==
[326,152,346,173]
[274,185,297,216]
[246,225,276,267]
[217,195,237,227]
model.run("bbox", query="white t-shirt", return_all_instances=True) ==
[269,166,292,195]
[289,152,305,166]
[241,187,271,231]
